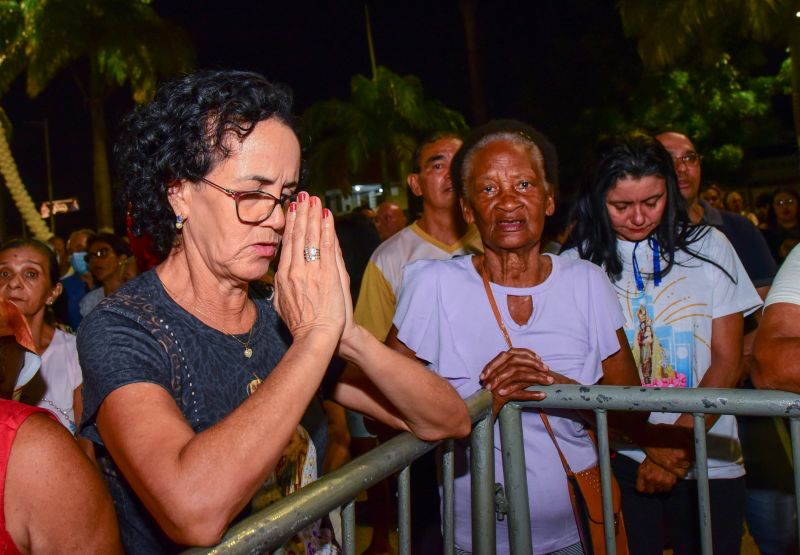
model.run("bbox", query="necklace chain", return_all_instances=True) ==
[42,397,75,432]
[161,279,256,358]
[191,302,255,359]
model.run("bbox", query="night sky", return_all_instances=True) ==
[0,1,655,236]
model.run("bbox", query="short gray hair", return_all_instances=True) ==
[460,131,550,200]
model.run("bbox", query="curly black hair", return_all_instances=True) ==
[114,69,296,260]
[571,132,731,283]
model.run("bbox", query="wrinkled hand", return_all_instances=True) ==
[640,424,694,478]
[480,348,575,415]
[274,193,346,343]
[636,457,678,494]
[642,446,692,479]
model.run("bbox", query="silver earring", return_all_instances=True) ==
[176,215,184,230]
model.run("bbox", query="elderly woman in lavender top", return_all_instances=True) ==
[386,120,644,555]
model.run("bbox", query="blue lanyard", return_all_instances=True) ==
[632,237,662,292]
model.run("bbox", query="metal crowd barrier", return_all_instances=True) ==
[184,384,800,555]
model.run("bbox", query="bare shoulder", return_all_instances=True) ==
[6,413,122,554]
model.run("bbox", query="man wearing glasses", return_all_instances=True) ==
[656,131,776,294]
[656,131,788,555]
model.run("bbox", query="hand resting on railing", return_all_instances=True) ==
[478,347,576,417]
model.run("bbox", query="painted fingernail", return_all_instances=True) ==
[298,191,308,202]
[310,196,317,207]
[289,202,297,213]
[323,208,331,218]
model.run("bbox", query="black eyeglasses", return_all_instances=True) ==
[671,152,701,168]
[86,247,111,262]
[200,177,297,224]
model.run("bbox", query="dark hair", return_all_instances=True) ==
[115,69,297,259]
[571,132,727,282]
[0,238,60,287]
[755,192,772,209]
[88,233,132,258]
[410,131,463,173]
[766,187,799,228]
[451,119,559,197]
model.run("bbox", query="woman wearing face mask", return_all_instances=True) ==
[564,133,762,554]
[0,238,93,457]
[78,233,132,318]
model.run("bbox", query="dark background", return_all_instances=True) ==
[0,0,791,237]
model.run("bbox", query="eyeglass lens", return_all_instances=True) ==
[87,248,110,261]
[673,153,699,167]
[236,192,285,223]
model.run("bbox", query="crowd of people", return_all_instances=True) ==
[0,68,799,555]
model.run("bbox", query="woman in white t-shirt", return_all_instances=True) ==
[0,238,91,457]
[565,133,761,555]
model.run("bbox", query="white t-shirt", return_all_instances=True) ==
[39,328,83,432]
[564,227,762,479]
[765,244,800,307]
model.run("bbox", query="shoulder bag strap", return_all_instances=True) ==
[478,258,575,476]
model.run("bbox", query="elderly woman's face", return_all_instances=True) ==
[175,118,301,283]
[461,139,553,252]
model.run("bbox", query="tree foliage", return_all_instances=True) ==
[618,0,800,151]
[582,54,786,173]
[618,0,795,67]
[302,65,468,192]
[0,0,196,229]
[0,0,194,102]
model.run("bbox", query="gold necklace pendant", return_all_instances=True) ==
[247,373,262,395]
[161,278,256,359]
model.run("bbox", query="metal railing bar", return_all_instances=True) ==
[182,430,445,554]
[443,439,456,555]
[398,466,411,555]
[182,386,800,554]
[498,404,533,555]
[471,408,496,555]
[595,409,616,555]
[693,413,712,555]
[183,392,493,555]
[342,499,355,555]
[512,384,800,416]
[790,417,800,549]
